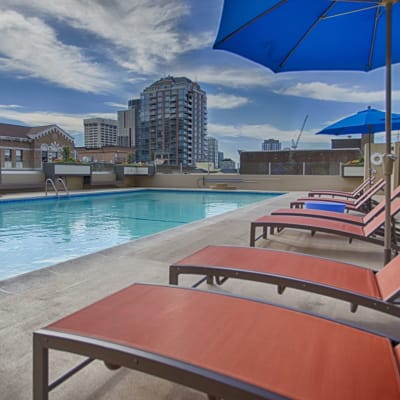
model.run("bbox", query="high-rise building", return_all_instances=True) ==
[138,76,207,166]
[117,99,140,148]
[207,136,219,168]
[218,151,224,168]
[83,118,118,148]
[262,138,281,151]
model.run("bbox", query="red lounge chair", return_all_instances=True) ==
[290,178,385,211]
[170,245,400,316]
[272,184,400,225]
[308,176,375,199]
[33,283,400,400]
[250,197,400,249]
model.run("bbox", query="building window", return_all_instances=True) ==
[15,150,23,162]
[48,151,58,161]
[4,149,12,168]
[4,149,11,161]
[42,150,48,163]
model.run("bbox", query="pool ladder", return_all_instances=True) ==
[45,178,69,196]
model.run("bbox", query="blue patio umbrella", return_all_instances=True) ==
[213,0,400,263]
[316,106,400,179]
[315,107,400,136]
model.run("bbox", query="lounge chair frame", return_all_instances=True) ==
[290,178,385,211]
[307,175,375,199]
[250,199,400,252]
[250,217,397,247]
[169,247,400,316]
[272,185,400,225]
[34,328,274,400]
[33,284,400,400]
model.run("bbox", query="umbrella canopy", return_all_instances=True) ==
[213,0,400,263]
[316,106,400,180]
[316,107,400,136]
[213,1,400,72]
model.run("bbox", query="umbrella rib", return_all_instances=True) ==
[279,3,336,70]
[326,2,382,70]
[322,5,378,19]
[213,0,288,47]
[368,6,382,70]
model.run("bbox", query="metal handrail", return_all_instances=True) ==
[57,178,69,196]
[45,178,58,196]
[45,177,69,196]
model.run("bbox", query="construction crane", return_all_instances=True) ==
[291,114,308,150]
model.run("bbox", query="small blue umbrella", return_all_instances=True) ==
[316,106,400,179]
[316,107,400,136]
[213,0,400,263]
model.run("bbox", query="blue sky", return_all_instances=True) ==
[0,0,399,163]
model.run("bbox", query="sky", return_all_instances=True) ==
[0,0,399,164]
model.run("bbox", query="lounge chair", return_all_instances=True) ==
[170,245,400,316]
[250,197,400,249]
[307,175,375,199]
[290,178,385,211]
[33,283,400,400]
[271,184,400,225]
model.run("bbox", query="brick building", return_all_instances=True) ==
[0,123,75,169]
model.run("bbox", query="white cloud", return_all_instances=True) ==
[209,122,296,141]
[208,122,331,146]
[3,0,212,75]
[0,106,115,133]
[104,102,128,109]
[0,104,23,109]
[0,10,113,93]
[207,93,250,109]
[276,81,400,103]
[180,65,279,88]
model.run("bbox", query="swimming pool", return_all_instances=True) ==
[0,189,281,281]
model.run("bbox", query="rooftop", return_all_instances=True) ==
[0,189,398,399]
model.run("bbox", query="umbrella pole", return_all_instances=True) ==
[384,1,393,265]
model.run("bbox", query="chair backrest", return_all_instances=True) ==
[354,178,385,206]
[353,175,375,197]
[376,254,400,302]
[391,184,400,200]
[364,184,400,223]
[364,197,400,237]
[395,344,400,371]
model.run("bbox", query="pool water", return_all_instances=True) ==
[0,189,280,280]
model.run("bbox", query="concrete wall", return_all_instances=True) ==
[0,170,382,193]
[135,174,363,192]
[0,170,44,186]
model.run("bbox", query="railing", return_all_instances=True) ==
[45,178,69,196]
[250,161,363,176]
[45,178,58,195]
[57,177,69,196]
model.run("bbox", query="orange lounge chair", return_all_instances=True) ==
[290,178,384,211]
[170,245,400,316]
[272,184,400,225]
[33,283,400,400]
[250,197,400,249]
[307,175,375,199]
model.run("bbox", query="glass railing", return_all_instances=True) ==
[262,161,360,176]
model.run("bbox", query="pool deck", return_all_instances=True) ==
[1,190,399,400]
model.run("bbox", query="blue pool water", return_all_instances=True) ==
[0,189,280,280]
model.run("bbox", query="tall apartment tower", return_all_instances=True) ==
[207,136,219,168]
[262,138,281,151]
[138,76,207,166]
[117,99,140,148]
[83,118,118,148]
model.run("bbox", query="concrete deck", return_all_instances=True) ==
[1,190,399,400]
